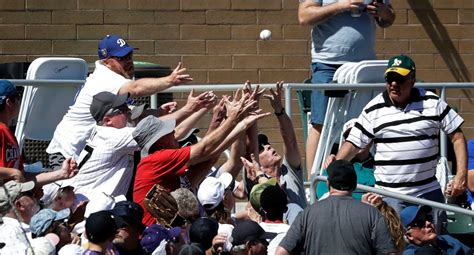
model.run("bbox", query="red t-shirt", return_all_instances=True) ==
[0,123,23,172]
[133,146,191,226]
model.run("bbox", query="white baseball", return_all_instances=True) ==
[260,29,272,40]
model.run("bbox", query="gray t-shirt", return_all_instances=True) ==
[311,0,386,64]
[279,195,396,254]
[280,158,307,209]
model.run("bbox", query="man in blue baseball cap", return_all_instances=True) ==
[46,34,194,170]
[400,205,471,254]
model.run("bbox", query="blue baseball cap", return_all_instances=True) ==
[0,80,17,104]
[98,35,135,60]
[400,205,432,228]
[30,208,70,237]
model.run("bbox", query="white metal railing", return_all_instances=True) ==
[7,79,474,217]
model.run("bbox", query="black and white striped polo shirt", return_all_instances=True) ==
[346,88,464,196]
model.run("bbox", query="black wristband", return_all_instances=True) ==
[275,108,285,116]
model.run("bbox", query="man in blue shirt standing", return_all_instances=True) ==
[298,0,396,178]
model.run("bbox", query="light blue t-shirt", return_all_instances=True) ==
[311,0,386,64]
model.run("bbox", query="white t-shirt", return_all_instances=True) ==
[46,60,130,158]
[53,126,138,199]
[259,222,290,255]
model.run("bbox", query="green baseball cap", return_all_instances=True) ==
[385,55,416,77]
[249,177,278,212]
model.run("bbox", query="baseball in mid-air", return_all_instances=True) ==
[260,29,272,40]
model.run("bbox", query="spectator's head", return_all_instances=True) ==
[85,210,119,245]
[141,224,182,254]
[133,116,177,156]
[259,185,288,221]
[98,35,135,78]
[90,91,130,127]
[231,220,269,255]
[0,80,20,118]
[198,172,233,210]
[179,243,204,255]
[384,55,416,106]
[30,208,70,237]
[257,134,282,175]
[178,128,200,147]
[48,185,75,211]
[400,205,437,246]
[327,160,357,193]
[112,201,146,250]
[189,217,219,251]
[171,188,200,224]
[30,208,72,249]
[0,180,38,224]
[249,178,278,214]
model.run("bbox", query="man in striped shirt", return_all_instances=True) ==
[336,55,467,233]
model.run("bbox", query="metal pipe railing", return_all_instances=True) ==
[311,175,474,217]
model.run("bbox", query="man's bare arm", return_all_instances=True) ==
[119,62,193,97]
[448,129,468,197]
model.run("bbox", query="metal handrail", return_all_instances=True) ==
[311,175,474,217]
[7,78,474,217]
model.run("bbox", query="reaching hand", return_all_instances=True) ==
[158,102,177,115]
[243,80,266,109]
[185,90,217,112]
[366,1,391,19]
[7,168,25,182]
[211,234,227,254]
[168,62,193,85]
[263,81,284,113]
[210,98,226,125]
[241,153,263,183]
[59,158,78,180]
[224,89,256,121]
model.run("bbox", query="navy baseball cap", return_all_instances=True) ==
[0,80,17,104]
[98,35,135,60]
[400,205,432,228]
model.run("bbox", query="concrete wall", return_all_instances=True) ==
[0,0,473,168]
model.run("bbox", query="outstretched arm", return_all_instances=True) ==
[264,81,301,169]
[336,141,359,161]
[119,62,193,97]
[26,158,78,186]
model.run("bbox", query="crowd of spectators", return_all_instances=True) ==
[0,29,472,255]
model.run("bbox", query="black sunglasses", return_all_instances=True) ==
[108,106,130,116]
[409,214,433,228]
[385,74,413,84]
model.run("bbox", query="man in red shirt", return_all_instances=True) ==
[0,80,77,186]
[133,94,269,225]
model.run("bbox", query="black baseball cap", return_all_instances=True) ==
[327,160,357,191]
[189,217,218,250]
[112,201,146,232]
[90,92,128,122]
[231,220,273,246]
[258,134,270,152]
[85,210,119,243]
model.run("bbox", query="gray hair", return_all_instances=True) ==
[170,188,199,219]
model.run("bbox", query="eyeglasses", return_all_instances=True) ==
[409,214,433,229]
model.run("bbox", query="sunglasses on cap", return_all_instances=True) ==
[107,105,131,116]
[409,214,433,229]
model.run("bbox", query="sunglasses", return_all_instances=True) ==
[385,74,412,84]
[409,214,433,229]
[108,106,130,116]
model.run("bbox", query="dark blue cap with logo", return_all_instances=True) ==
[98,35,135,60]
[0,80,17,105]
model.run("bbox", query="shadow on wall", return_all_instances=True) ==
[408,0,472,99]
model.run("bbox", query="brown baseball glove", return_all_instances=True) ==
[143,184,185,227]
